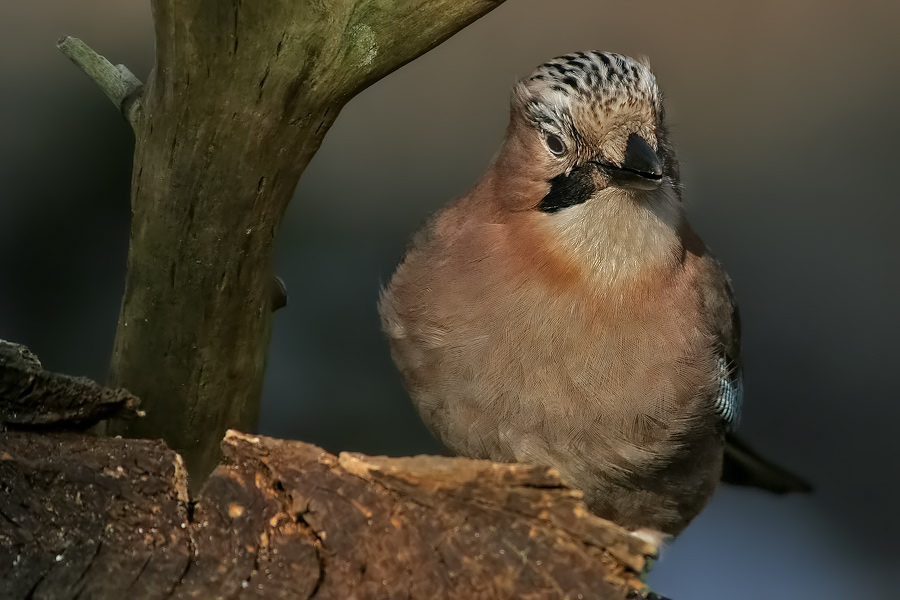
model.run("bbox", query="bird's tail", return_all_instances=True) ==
[721,432,813,494]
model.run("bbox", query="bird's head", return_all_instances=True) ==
[504,51,678,208]
[488,52,688,282]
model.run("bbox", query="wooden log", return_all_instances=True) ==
[0,428,658,599]
[0,343,662,599]
[0,340,141,431]
[0,432,191,598]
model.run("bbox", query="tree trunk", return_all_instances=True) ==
[97,0,505,484]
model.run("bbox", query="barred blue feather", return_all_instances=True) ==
[714,355,742,427]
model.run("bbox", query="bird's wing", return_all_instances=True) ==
[713,345,743,427]
[701,254,812,494]
[698,254,743,429]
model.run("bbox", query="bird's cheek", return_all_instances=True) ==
[536,165,598,214]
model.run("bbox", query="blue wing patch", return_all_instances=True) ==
[714,356,742,427]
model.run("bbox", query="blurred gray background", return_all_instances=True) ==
[2,1,897,598]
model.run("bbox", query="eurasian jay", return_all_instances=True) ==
[380,51,809,542]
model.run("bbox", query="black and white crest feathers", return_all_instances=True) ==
[516,52,661,128]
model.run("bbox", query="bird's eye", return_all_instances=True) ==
[545,133,566,156]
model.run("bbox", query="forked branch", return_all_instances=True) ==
[58,0,507,485]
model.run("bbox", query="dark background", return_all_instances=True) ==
[2,2,897,598]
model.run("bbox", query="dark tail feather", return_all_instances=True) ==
[721,432,813,494]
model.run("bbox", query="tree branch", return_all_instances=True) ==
[56,36,143,125]
[330,0,506,98]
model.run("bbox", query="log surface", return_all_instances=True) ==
[0,340,140,430]
[0,340,657,599]
[0,429,655,599]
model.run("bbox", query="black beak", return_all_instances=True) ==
[597,133,663,191]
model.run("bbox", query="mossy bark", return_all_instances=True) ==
[107,0,505,485]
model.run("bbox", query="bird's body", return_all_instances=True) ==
[380,52,807,539]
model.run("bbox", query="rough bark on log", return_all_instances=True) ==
[0,428,657,599]
[0,340,141,431]
[0,343,660,598]
[0,433,191,599]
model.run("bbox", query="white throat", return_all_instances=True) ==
[545,185,684,288]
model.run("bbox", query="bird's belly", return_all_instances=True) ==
[392,290,722,534]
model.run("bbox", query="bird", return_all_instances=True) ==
[379,51,810,542]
